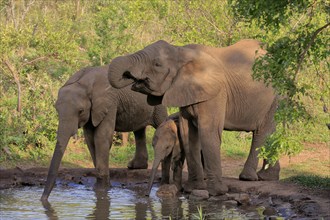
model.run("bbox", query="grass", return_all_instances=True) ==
[221,131,251,159]
[192,206,205,220]
[284,175,330,190]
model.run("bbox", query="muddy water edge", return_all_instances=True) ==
[0,168,329,219]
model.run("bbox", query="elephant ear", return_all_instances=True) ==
[63,67,90,87]
[162,48,222,107]
[91,85,112,127]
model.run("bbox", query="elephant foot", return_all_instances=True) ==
[257,162,280,181]
[183,180,207,193]
[160,178,170,185]
[127,158,148,169]
[207,180,228,196]
[239,167,258,181]
[95,176,111,190]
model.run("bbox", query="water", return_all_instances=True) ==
[0,183,266,220]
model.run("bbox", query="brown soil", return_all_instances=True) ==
[0,142,329,218]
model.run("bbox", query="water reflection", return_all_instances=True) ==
[89,188,110,219]
[0,183,267,220]
[41,199,59,220]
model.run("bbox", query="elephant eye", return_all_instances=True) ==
[153,58,163,67]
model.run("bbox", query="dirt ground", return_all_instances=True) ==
[0,142,329,218]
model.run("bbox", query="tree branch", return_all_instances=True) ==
[21,0,36,23]
[2,58,22,116]
[295,22,330,80]
[9,0,17,29]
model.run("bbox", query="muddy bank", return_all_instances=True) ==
[0,167,329,218]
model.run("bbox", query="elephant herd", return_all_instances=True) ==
[41,39,279,201]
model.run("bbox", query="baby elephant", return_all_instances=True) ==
[146,113,186,196]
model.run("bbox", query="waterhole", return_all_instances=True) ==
[0,182,267,219]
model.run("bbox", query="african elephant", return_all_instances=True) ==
[147,112,186,195]
[41,65,167,201]
[108,39,279,196]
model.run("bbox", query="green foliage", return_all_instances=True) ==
[109,144,136,167]
[285,175,330,190]
[222,131,251,159]
[192,206,205,220]
[258,127,303,166]
[232,0,329,121]
[230,0,329,161]
[230,0,313,29]
[0,0,328,168]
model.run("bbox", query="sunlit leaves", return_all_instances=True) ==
[258,127,303,166]
[0,0,328,164]
[231,0,329,161]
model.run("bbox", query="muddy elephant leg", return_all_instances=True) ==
[183,120,206,193]
[239,127,277,181]
[94,120,114,189]
[127,127,148,169]
[239,131,263,181]
[195,100,228,196]
[83,122,96,167]
[258,159,280,180]
[199,127,228,196]
[240,99,279,181]
[172,156,184,191]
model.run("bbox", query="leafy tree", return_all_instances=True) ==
[0,0,88,160]
[229,0,329,163]
[0,0,327,166]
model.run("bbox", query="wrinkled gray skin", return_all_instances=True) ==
[108,39,280,196]
[147,113,187,195]
[41,65,167,201]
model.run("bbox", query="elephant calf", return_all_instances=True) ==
[147,113,186,195]
[41,65,167,201]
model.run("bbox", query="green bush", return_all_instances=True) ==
[0,0,328,168]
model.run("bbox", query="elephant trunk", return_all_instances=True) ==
[108,51,147,89]
[41,120,77,201]
[41,139,69,201]
[108,56,135,89]
[146,158,161,196]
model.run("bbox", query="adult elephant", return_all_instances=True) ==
[41,65,167,201]
[108,40,279,196]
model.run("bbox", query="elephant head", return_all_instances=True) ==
[146,118,180,196]
[108,40,222,107]
[41,66,111,201]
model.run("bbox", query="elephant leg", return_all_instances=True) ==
[239,131,263,181]
[83,122,96,167]
[128,127,148,169]
[257,159,280,180]
[183,120,206,193]
[240,99,279,181]
[172,156,184,191]
[195,100,228,196]
[94,119,115,188]
[199,127,228,196]
[161,155,171,184]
